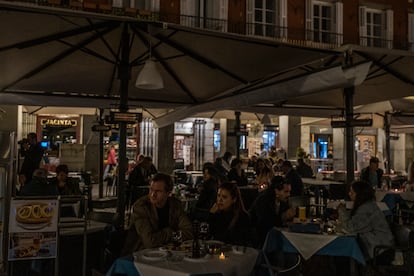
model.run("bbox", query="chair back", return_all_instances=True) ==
[277,254,301,275]
[392,224,414,249]
[88,211,119,225]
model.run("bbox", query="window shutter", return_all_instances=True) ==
[219,0,228,32]
[180,0,188,15]
[180,0,196,26]
[279,0,287,38]
[384,9,393,49]
[334,2,343,45]
[359,6,367,46]
[305,0,313,40]
[150,0,157,11]
[246,0,254,35]
[409,14,414,50]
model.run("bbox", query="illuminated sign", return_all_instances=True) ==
[40,119,78,127]
[108,112,142,123]
[92,125,111,132]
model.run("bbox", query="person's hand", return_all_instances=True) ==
[209,203,219,214]
[19,175,26,186]
[337,203,346,211]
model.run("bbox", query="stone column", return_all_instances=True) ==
[279,115,301,160]
[157,124,174,174]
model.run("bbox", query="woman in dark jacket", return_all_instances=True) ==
[207,182,252,245]
[227,158,248,186]
[194,166,219,220]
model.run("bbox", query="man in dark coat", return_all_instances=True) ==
[281,160,304,196]
[19,133,45,187]
[249,176,296,247]
[122,173,192,255]
[360,157,384,189]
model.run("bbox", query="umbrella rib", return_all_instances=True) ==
[129,30,176,67]
[57,40,115,64]
[153,32,248,84]
[0,20,116,52]
[366,55,402,79]
[1,25,117,91]
[86,18,120,61]
[356,51,414,86]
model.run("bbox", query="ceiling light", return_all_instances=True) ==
[135,59,164,90]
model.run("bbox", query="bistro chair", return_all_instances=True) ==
[259,229,302,276]
[373,223,414,276]
[261,252,301,276]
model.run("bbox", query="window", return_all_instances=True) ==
[359,7,393,48]
[246,0,287,38]
[132,0,159,11]
[306,0,343,45]
[409,14,414,51]
[180,0,228,31]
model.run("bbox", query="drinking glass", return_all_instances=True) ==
[199,222,209,240]
[171,230,182,248]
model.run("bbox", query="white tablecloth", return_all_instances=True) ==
[327,200,389,212]
[375,190,414,202]
[133,247,259,276]
[281,231,337,260]
[302,178,344,186]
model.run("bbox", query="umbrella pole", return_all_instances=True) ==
[116,23,131,228]
[235,111,241,159]
[384,112,391,174]
[344,86,355,186]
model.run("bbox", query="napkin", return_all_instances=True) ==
[281,231,337,260]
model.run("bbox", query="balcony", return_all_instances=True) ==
[5,1,413,52]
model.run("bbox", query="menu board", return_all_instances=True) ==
[8,199,58,260]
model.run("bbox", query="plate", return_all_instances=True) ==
[183,255,209,263]
[203,240,224,246]
[15,203,54,224]
[231,246,247,255]
[159,243,191,253]
[16,222,51,230]
[141,250,167,261]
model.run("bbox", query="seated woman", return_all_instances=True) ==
[49,164,82,217]
[338,181,394,264]
[207,182,252,246]
[227,158,248,186]
[50,164,81,196]
[194,166,219,219]
[254,158,273,189]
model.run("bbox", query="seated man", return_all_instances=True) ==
[20,168,58,196]
[249,176,296,247]
[122,173,193,255]
[360,156,383,189]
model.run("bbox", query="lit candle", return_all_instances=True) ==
[219,252,225,260]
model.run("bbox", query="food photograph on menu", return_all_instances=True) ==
[8,232,57,260]
[9,199,58,232]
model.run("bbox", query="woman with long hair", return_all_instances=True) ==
[338,181,394,264]
[254,158,273,189]
[207,182,252,245]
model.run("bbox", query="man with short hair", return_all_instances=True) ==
[19,133,45,186]
[122,173,193,255]
[281,160,304,196]
[360,157,384,189]
[249,176,296,247]
[128,156,153,205]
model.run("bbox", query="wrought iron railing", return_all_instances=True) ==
[7,0,413,52]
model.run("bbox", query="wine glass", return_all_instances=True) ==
[199,222,209,240]
[171,230,182,249]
